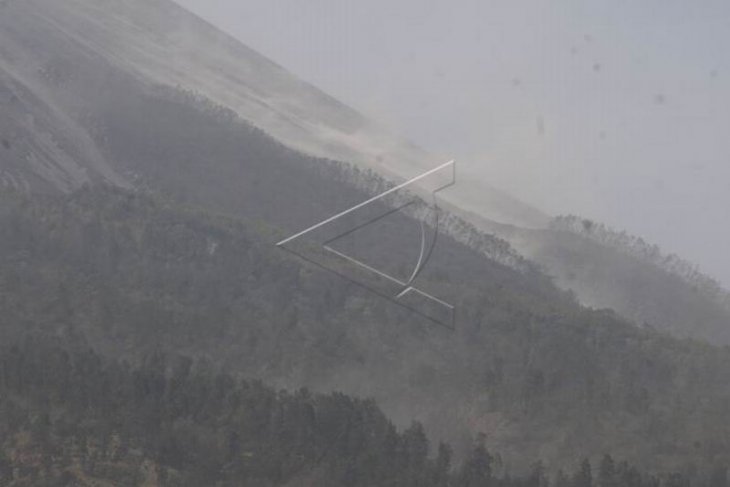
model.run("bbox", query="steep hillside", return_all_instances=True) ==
[3,186,730,474]
[0,63,127,192]
[473,215,730,345]
[0,340,458,487]
[0,341,706,486]
[2,0,727,348]
[2,0,730,475]
[0,0,547,228]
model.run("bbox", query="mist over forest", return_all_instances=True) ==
[0,0,729,485]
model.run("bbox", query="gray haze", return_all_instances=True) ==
[175,0,730,286]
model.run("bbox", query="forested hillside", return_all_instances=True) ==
[77,72,730,347]
[549,216,730,310]
[2,187,730,474]
[2,0,730,479]
[3,340,720,486]
[486,216,730,345]
[0,339,456,486]
[3,0,729,357]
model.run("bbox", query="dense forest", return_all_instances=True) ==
[2,186,730,474]
[0,340,727,486]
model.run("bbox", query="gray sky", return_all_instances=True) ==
[175,0,730,285]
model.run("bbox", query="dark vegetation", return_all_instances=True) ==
[0,340,727,486]
[551,216,725,298]
[513,216,730,344]
[0,10,730,476]
[549,215,730,315]
[2,0,730,482]
[2,185,730,476]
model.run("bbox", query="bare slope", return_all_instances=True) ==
[0,0,547,228]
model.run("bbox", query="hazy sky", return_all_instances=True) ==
[175,0,730,285]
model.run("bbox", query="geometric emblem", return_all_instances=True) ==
[277,160,456,328]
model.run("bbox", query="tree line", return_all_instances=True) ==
[0,339,726,486]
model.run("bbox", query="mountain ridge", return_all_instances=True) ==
[0,0,549,229]
[2,0,730,475]
[1,0,729,344]
[4,183,730,474]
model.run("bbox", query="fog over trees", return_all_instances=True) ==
[1,0,730,485]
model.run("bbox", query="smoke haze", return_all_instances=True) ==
[174,0,730,285]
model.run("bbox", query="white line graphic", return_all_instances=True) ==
[277,160,456,328]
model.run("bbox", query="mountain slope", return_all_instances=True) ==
[2,0,730,473]
[3,0,727,347]
[0,340,457,487]
[1,340,701,487]
[0,0,547,228]
[0,61,127,192]
[472,214,730,344]
[3,181,730,474]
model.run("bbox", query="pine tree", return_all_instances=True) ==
[572,458,593,487]
[458,434,493,487]
[598,454,616,487]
